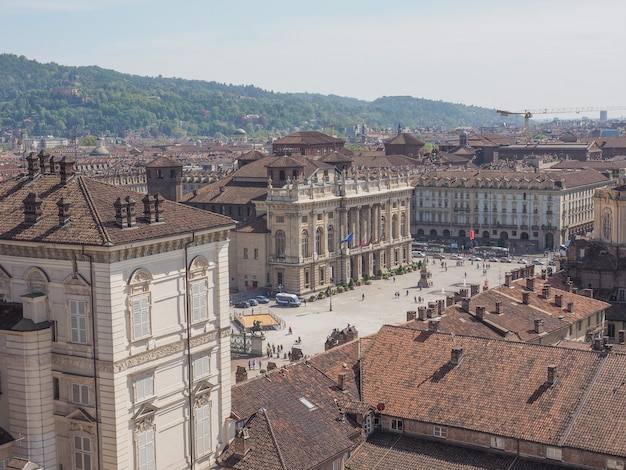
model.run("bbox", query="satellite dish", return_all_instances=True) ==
[376,403,385,411]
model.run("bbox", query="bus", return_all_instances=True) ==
[275,293,301,307]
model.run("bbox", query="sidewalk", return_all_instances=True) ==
[231,257,525,382]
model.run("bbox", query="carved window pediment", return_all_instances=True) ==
[66,407,96,423]
[133,403,158,431]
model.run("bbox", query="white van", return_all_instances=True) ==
[275,293,301,307]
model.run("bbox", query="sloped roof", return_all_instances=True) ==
[361,325,604,446]
[385,133,425,146]
[272,131,344,146]
[0,174,234,246]
[225,360,363,469]
[145,155,182,168]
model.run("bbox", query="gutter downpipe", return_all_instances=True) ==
[184,233,196,468]
[82,245,101,469]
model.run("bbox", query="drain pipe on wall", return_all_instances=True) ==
[184,232,196,468]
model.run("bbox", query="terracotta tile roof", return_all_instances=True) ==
[361,325,604,445]
[351,154,422,168]
[234,217,268,234]
[272,131,344,146]
[0,174,234,246]
[226,361,363,469]
[385,133,425,146]
[145,155,181,168]
[402,308,508,341]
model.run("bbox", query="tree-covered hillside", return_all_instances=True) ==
[0,54,507,139]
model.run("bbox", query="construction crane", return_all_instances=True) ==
[496,107,626,141]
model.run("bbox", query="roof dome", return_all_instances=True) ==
[89,138,110,156]
[233,128,247,135]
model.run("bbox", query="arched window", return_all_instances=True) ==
[301,230,309,258]
[400,213,406,237]
[315,227,323,254]
[392,215,398,239]
[328,225,335,252]
[275,230,286,258]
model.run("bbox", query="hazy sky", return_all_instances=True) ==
[2,0,625,119]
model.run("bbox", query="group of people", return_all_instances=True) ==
[267,343,285,358]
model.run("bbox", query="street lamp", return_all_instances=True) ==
[329,278,334,312]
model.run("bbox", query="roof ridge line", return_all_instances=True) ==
[78,177,113,246]
[263,409,288,470]
[559,352,608,446]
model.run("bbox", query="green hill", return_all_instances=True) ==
[0,53,508,139]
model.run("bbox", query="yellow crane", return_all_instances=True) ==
[496,107,626,140]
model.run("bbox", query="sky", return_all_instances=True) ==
[1,0,626,119]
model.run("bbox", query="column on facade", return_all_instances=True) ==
[354,207,360,247]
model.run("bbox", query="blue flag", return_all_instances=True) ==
[341,233,353,244]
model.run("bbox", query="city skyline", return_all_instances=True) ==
[2,0,625,119]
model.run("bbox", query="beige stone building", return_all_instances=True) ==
[256,168,414,294]
[412,167,610,252]
[0,152,235,469]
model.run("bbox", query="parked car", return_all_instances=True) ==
[517,258,528,264]
[468,256,482,261]
[234,300,250,308]
[531,259,544,265]
[255,295,270,304]
[412,250,425,258]
[548,260,556,266]
[487,256,499,262]
[247,298,259,306]
[431,253,446,259]
[450,254,464,260]
[500,257,513,263]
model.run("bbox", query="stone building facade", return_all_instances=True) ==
[411,168,610,252]
[0,153,235,469]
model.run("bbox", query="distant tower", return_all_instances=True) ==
[600,110,608,122]
[146,155,183,202]
[397,123,402,135]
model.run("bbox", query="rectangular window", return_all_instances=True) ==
[490,436,505,449]
[391,419,403,431]
[317,213,322,220]
[243,247,248,259]
[135,376,154,402]
[276,216,284,223]
[195,404,211,457]
[132,297,151,340]
[608,458,625,469]
[191,281,208,322]
[0,459,8,470]
[74,435,92,470]
[254,248,259,260]
[194,355,210,380]
[302,216,308,223]
[53,377,59,400]
[137,429,155,470]
[546,447,562,461]
[328,212,333,219]
[72,383,89,405]
[433,426,448,439]
[70,299,88,344]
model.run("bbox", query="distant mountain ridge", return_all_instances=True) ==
[0,53,506,139]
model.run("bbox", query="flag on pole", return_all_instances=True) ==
[340,233,353,244]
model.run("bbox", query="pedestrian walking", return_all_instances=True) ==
[248,360,251,370]
[414,296,417,303]
[406,290,409,296]
[289,326,292,334]
[252,359,256,369]
[362,293,365,301]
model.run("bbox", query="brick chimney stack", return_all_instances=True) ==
[450,347,464,365]
[534,318,545,334]
[475,306,485,320]
[547,365,557,385]
[495,301,502,314]
[428,319,440,332]
[522,292,530,304]
[526,277,535,291]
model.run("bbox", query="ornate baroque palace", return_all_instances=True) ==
[0,151,235,469]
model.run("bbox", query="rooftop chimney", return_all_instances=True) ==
[567,301,574,313]
[461,298,470,313]
[522,292,530,305]
[23,192,43,225]
[233,428,250,459]
[450,347,464,365]
[114,195,137,228]
[541,269,547,280]
[338,372,346,391]
[554,294,562,307]
[504,273,512,287]
[38,149,50,174]
[26,152,39,179]
[235,365,248,384]
[534,318,545,334]
[495,301,502,314]
[526,277,535,291]
[59,156,76,185]
[476,306,486,320]
[406,311,417,321]
[428,319,440,332]
[619,330,625,345]
[547,365,557,386]
[542,285,551,300]
[418,307,427,321]
[57,197,71,226]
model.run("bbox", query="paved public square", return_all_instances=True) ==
[230,255,549,381]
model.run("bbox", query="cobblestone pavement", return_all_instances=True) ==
[230,255,551,381]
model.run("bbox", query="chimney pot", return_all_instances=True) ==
[554,294,562,307]
[450,347,463,365]
[542,285,551,300]
[526,277,535,291]
[522,292,530,304]
[406,311,417,321]
[567,302,574,313]
[495,301,502,314]
[504,273,512,286]
[619,330,625,344]
[338,372,346,391]
[534,318,545,334]
[547,365,557,385]
[428,319,440,332]
[461,298,470,313]
[476,305,486,320]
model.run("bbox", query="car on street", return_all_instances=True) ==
[532,259,544,265]
[487,256,499,262]
[234,300,250,308]
[500,257,513,263]
[468,256,482,261]
[517,258,528,264]
[411,250,425,258]
[450,254,464,260]
[430,253,446,259]
[247,298,259,306]
[548,260,556,266]
[255,295,270,304]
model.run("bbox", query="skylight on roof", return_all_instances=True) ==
[299,397,317,411]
